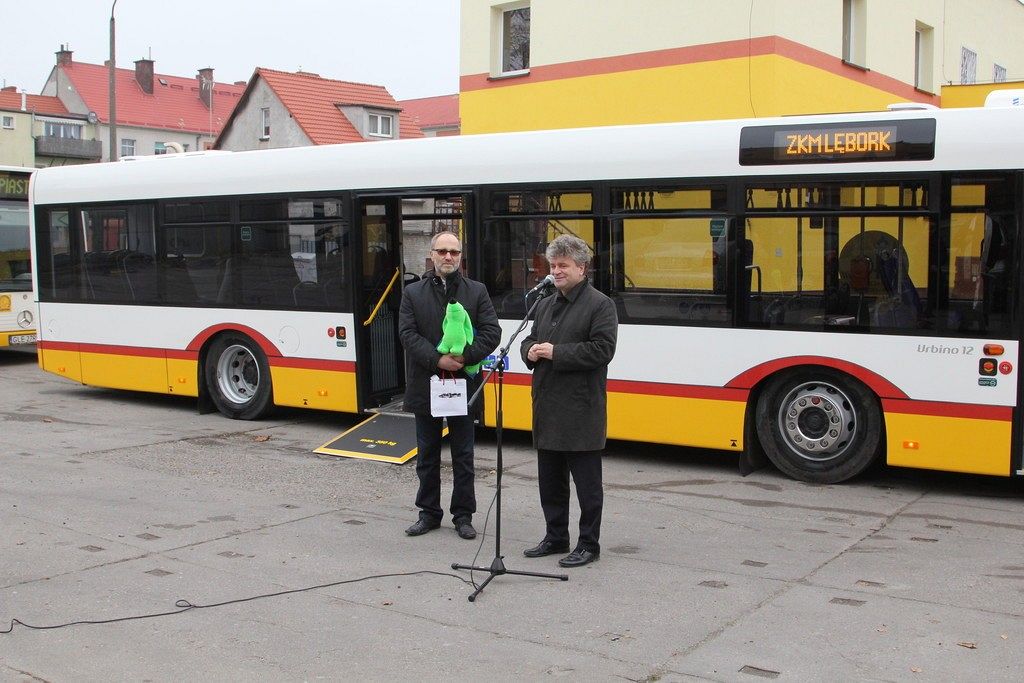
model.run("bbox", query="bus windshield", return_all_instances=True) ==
[0,200,31,291]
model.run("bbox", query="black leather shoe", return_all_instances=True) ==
[558,548,599,567]
[405,518,441,536]
[523,539,571,558]
[454,520,477,539]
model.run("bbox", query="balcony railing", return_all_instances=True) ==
[35,136,103,160]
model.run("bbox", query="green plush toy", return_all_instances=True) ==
[437,301,481,375]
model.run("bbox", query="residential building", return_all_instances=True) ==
[0,87,100,167]
[215,68,424,151]
[399,94,460,136]
[459,0,1024,133]
[41,46,245,161]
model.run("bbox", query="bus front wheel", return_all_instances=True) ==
[205,334,275,420]
[755,368,882,484]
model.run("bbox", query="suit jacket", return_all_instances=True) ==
[520,279,618,451]
[399,271,501,415]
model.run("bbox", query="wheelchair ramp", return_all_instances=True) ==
[314,412,446,464]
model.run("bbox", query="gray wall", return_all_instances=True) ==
[217,79,311,151]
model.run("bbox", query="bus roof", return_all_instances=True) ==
[31,106,1024,206]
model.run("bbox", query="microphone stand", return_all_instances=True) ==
[452,285,568,601]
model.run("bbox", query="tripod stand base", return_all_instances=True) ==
[452,556,569,602]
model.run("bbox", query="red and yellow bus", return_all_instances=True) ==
[29,101,1024,483]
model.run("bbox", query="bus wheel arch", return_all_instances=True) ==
[202,331,275,420]
[754,366,882,484]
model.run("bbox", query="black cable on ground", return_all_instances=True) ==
[1,570,475,634]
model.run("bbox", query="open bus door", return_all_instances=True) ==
[355,197,405,409]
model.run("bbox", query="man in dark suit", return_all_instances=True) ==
[520,235,618,567]
[399,231,501,540]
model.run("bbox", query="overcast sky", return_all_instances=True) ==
[0,0,460,100]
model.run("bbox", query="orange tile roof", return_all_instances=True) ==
[256,68,424,144]
[0,89,69,116]
[399,94,460,130]
[58,61,244,134]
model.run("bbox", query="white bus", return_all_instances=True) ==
[0,166,35,349]
[29,101,1024,483]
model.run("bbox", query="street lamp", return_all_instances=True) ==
[109,0,118,161]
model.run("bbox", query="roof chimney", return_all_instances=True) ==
[197,67,214,109]
[56,44,73,66]
[134,58,154,94]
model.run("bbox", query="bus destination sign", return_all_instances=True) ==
[739,118,936,166]
[0,171,30,200]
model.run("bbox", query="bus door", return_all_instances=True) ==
[355,197,405,408]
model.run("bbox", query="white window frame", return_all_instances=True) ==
[841,0,866,67]
[260,107,271,140]
[994,63,1007,83]
[368,112,394,138]
[914,22,933,92]
[1,115,13,130]
[120,138,136,157]
[497,2,531,76]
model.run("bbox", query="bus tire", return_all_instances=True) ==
[755,368,881,484]
[205,334,275,420]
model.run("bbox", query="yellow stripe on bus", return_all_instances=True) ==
[39,347,83,383]
[488,385,746,452]
[270,366,358,413]
[80,351,168,393]
[885,412,1011,476]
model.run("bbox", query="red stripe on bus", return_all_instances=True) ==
[460,36,938,105]
[503,372,748,402]
[37,340,79,352]
[77,342,166,358]
[726,356,909,398]
[271,356,356,372]
[186,324,282,357]
[881,398,1012,422]
[166,349,199,360]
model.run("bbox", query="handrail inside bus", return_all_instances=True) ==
[363,267,401,327]
[745,264,762,295]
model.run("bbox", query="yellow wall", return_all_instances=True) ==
[462,54,922,134]
[0,111,36,167]
[942,81,1024,108]
[461,0,1024,134]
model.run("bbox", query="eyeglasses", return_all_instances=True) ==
[433,249,462,256]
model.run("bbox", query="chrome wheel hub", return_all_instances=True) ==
[777,381,856,462]
[216,344,260,404]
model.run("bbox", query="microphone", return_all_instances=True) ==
[526,274,555,296]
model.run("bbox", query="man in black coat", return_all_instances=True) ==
[520,235,618,567]
[399,231,501,540]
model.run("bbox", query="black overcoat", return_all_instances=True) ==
[520,279,618,451]
[399,271,501,416]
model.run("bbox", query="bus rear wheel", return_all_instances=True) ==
[755,368,882,484]
[205,334,274,420]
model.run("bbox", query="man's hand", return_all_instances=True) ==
[527,342,554,362]
[438,354,465,371]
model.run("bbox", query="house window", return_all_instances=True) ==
[44,121,82,139]
[368,113,394,138]
[1,115,13,129]
[842,0,865,67]
[261,107,271,139]
[154,142,167,155]
[500,3,530,74]
[914,23,933,91]
[961,47,977,84]
[121,139,136,157]
[994,63,1007,83]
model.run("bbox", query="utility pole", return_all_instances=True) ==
[109,0,118,161]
